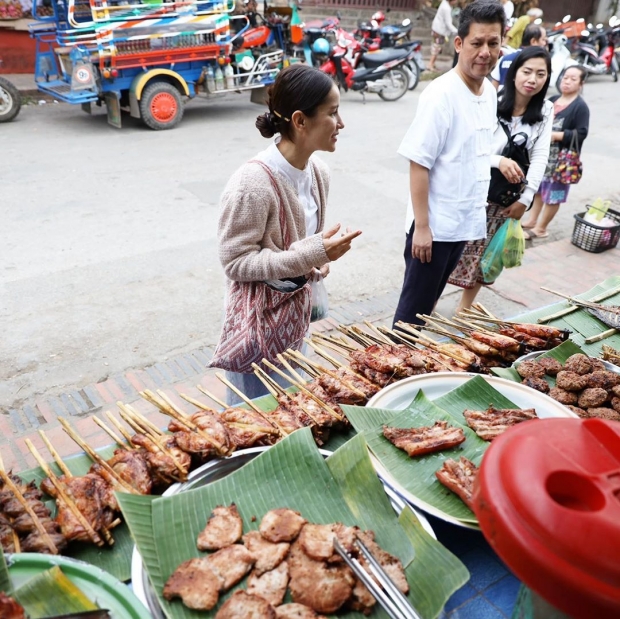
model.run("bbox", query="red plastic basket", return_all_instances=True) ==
[571,206,620,253]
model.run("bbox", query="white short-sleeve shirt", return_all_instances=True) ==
[397,70,497,242]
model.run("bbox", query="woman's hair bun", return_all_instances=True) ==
[255,111,278,138]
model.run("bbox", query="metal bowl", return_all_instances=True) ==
[515,350,620,374]
[131,446,435,617]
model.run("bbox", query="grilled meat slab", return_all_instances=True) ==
[247,560,290,607]
[243,530,290,576]
[382,421,466,457]
[215,590,276,619]
[275,603,328,619]
[435,457,479,510]
[197,504,243,551]
[163,557,221,610]
[260,508,307,543]
[463,406,537,441]
[205,544,255,590]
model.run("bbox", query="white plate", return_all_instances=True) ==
[365,372,578,530]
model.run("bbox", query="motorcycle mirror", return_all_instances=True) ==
[555,22,561,27]
[402,18,411,26]
[370,19,378,28]
[576,18,585,23]
[562,15,571,23]
[534,18,542,25]
[581,30,590,37]
[587,23,593,29]
[596,23,603,29]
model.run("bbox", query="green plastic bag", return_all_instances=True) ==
[480,220,508,283]
[502,218,525,268]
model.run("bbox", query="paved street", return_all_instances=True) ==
[2,75,620,468]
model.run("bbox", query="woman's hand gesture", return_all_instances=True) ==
[501,200,527,220]
[322,224,362,261]
[499,157,524,184]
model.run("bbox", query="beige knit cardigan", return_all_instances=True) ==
[218,154,331,282]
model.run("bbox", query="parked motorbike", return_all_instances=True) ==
[312,36,410,102]
[573,22,619,82]
[0,68,21,123]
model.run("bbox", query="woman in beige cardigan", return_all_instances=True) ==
[214,65,362,404]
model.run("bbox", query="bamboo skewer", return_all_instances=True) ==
[104,412,135,446]
[261,360,345,422]
[58,419,138,495]
[25,439,105,547]
[303,339,345,369]
[395,327,473,368]
[123,402,165,437]
[350,325,388,346]
[472,302,497,318]
[251,364,285,398]
[178,393,217,413]
[312,332,358,352]
[0,454,59,555]
[338,325,375,348]
[309,336,354,359]
[363,320,394,344]
[92,417,131,450]
[38,430,73,478]
[196,385,228,409]
[276,353,308,383]
[284,350,322,378]
[585,328,618,344]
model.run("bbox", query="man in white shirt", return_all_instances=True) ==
[428,0,459,72]
[501,0,514,21]
[393,0,505,327]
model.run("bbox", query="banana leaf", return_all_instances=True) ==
[118,428,469,619]
[491,339,585,385]
[13,565,97,617]
[0,547,11,594]
[344,376,521,524]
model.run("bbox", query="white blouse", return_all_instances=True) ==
[257,142,318,238]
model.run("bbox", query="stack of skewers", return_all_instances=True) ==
[0,309,571,563]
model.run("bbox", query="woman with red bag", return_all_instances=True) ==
[521,65,590,239]
[211,64,362,404]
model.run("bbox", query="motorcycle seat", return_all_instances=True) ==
[362,48,409,66]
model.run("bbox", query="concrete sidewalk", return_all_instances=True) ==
[4,233,619,472]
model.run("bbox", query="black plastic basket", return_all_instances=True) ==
[571,206,620,253]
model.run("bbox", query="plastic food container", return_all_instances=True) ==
[473,418,620,619]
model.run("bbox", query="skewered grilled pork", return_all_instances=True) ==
[349,361,395,387]
[383,421,466,457]
[104,449,152,495]
[463,406,537,441]
[350,344,428,378]
[218,408,277,448]
[130,434,191,485]
[169,410,233,456]
[435,457,479,510]
[197,504,243,551]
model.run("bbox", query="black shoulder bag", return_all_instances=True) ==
[487,122,531,208]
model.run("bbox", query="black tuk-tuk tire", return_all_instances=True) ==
[139,81,184,130]
[0,76,21,123]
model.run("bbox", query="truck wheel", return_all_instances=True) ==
[0,76,21,123]
[139,81,184,130]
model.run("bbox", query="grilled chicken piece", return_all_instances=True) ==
[463,406,537,441]
[276,394,333,445]
[435,457,479,510]
[275,604,328,619]
[383,421,466,457]
[243,530,290,576]
[356,530,409,595]
[510,322,569,341]
[0,592,25,619]
[163,557,221,610]
[197,504,243,551]
[215,590,276,619]
[130,434,191,485]
[350,344,427,378]
[218,408,277,448]
[247,560,290,607]
[470,331,521,354]
[106,448,153,495]
[21,528,67,554]
[499,327,547,350]
[42,474,117,543]
[0,514,16,553]
[317,373,366,405]
[171,431,218,460]
[349,361,395,387]
[288,539,355,614]
[169,410,233,456]
[205,545,255,590]
[260,508,307,543]
[267,406,311,436]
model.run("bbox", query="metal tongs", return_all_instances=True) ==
[334,538,423,619]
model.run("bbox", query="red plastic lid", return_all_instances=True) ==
[473,418,620,619]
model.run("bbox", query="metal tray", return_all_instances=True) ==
[131,446,435,617]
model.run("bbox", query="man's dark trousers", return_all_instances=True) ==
[393,222,467,327]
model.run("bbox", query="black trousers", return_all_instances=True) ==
[393,222,466,327]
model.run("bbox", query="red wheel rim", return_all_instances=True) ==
[150,92,178,123]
